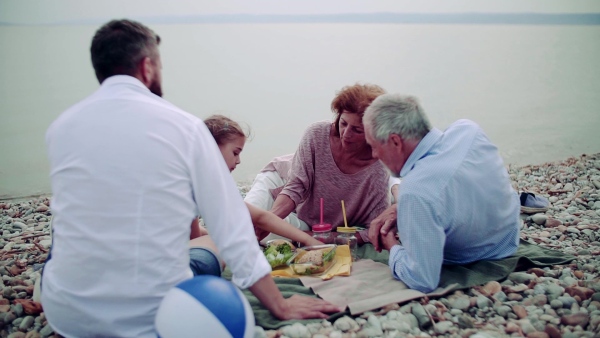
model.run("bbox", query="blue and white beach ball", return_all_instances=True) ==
[155,275,255,338]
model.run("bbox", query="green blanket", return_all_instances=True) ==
[223,240,575,329]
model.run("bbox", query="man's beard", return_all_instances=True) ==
[149,78,163,97]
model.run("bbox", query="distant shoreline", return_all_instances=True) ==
[2,12,600,26]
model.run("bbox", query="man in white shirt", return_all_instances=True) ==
[43,19,339,338]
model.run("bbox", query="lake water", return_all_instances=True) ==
[1,23,599,199]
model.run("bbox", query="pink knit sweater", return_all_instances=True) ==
[280,121,390,232]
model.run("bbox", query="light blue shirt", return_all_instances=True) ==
[389,119,520,293]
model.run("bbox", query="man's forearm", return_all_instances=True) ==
[248,274,287,318]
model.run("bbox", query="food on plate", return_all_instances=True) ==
[263,239,295,268]
[288,245,337,275]
[267,239,296,250]
[296,249,325,265]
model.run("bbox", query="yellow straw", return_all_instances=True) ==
[341,200,348,227]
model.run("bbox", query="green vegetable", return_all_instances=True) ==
[264,243,294,268]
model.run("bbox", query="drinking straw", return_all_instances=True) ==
[341,200,348,227]
[320,198,324,224]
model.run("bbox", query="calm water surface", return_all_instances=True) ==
[1,23,599,198]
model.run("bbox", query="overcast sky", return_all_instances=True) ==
[2,0,600,25]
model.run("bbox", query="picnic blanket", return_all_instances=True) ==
[223,239,575,329]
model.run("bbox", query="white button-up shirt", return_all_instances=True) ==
[43,75,270,337]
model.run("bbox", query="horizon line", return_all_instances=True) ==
[2,12,600,26]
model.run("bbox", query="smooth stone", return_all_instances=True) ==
[12,303,23,317]
[539,314,560,325]
[433,321,454,334]
[560,312,590,327]
[381,320,410,333]
[411,303,431,328]
[449,308,463,316]
[520,319,537,334]
[526,332,549,338]
[482,281,502,295]
[457,314,475,329]
[7,332,26,338]
[550,299,564,309]
[508,293,524,301]
[281,323,311,338]
[544,324,562,338]
[39,324,54,337]
[332,316,358,332]
[450,296,470,311]
[476,295,492,309]
[12,222,27,230]
[496,305,512,318]
[509,272,536,284]
[532,214,548,225]
[254,327,267,338]
[494,291,508,302]
[35,205,48,212]
[38,240,52,249]
[545,218,562,228]
[24,331,41,338]
[546,283,564,298]
[18,315,34,331]
[513,304,528,319]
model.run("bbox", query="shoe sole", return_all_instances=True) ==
[520,206,549,214]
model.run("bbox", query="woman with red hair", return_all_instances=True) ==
[245,83,400,245]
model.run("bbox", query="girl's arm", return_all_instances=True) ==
[247,202,322,247]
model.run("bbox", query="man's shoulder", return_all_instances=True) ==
[448,119,480,130]
[47,84,203,141]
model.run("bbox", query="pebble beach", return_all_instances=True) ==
[1,153,599,338]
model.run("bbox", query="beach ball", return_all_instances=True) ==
[155,275,255,338]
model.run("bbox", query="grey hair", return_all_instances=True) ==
[364,93,431,143]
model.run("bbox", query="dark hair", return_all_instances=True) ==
[330,83,386,135]
[90,19,161,83]
[204,115,251,146]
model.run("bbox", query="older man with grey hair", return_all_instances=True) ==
[363,93,520,293]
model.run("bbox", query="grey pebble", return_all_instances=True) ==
[495,305,512,318]
[433,320,454,334]
[477,295,492,309]
[40,324,54,337]
[18,316,34,331]
[411,303,431,328]
[450,296,470,311]
[509,272,536,284]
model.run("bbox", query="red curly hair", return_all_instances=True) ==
[331,83,386,135]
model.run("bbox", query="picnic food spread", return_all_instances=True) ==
[263,239,295,268]
[288,245,337,275]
